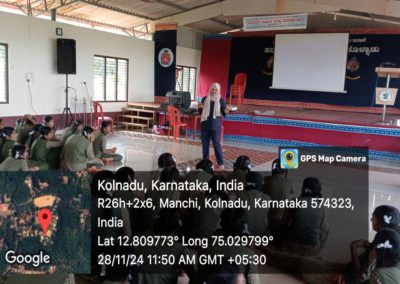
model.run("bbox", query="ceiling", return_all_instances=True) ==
[1,0,400,36]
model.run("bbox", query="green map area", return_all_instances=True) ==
[0,172,91,275]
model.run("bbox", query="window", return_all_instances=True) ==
[175,65,197,99]
[0,44,8,104]
[93,55,128,102]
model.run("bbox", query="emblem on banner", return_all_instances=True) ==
[379,89,393,102]
[346,56,361,80]
[158,48,174,67]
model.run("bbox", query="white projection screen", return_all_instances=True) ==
[272,33,349,93]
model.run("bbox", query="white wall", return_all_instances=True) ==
[0,11,155,117]
[177,26,203,50]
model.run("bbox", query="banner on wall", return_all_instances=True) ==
[198,35,232,98]
[243,14,308,32]
[228,34,400,107]
[154,25,177,97]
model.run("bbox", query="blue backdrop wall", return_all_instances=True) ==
[228,34,400,108]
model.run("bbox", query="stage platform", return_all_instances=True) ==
[131,102,400,159]
[224,104,400,159]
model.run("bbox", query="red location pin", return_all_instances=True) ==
[38,208,52,235]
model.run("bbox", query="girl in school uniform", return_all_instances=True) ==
[0,127,16,163]
[0,145,39,171]
[62,119,83,142]
[30,126,64,170]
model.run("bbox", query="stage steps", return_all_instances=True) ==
[116,102,159,132]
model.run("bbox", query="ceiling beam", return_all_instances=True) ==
[79,0,156,21]
[47,0,80,11]
[153,0,239,30]
[152,0,342,29]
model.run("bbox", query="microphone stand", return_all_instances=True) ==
[83,82,93,127]
[83,97,87,125]
[74,93,78,121]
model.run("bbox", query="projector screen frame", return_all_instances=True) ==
[271,32,350,94]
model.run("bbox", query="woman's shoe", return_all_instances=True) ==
[215,164,224,171]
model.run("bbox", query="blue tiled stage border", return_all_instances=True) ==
[225,114,400,137]
[224,134,400,161]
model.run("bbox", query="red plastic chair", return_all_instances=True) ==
[92,101,114,132]
[167,106,188,142]
[229,73,247,107]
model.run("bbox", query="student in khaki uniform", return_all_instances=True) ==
[30,126,64,170]
[343,205,400,284]
[42,115,62,142]
[0,145,39,171]
[158,152,177,170]
[62,119,83,142]
[194,175,229,238]
[182,159,214,202]
[264,158,294,238]
[137,208,195,284]
[0,118,4,140]
[226,155,252,185]
[184,159,214,184]
[25,124,42,150]
[93,121,122,162]
[237,171,271,235]
[0,127,16,163]
[207,208,260,284]
[43,115,55,129]
[367,229,400,284]
[16,114,36,145]
[281,177,327,257]
[60,126,102,171]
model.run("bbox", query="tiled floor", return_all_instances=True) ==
[107,130,400,284]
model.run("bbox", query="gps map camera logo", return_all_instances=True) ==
[280,149,299,169]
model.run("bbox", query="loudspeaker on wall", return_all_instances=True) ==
[57,38,76,74]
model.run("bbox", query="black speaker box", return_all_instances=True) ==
[57,38,76,74]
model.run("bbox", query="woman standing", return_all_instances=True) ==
[200,82,228,170]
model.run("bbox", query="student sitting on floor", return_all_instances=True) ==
[42,115,61,141]
[371,205,400,233]
[25,124,42,150]
[158,152,177,170]
[138,208,195,284]
[43,115,55,128]
[208,208,260,284]
[30,126,64,170]
[0,145,39,171]
[60,126,103,171]
[0,118,3,132]
[62,119,83,142]
[201,260,246,284]
[182,159,215,209]
[93,121,122,162]
[0,127,16,163]
[184,159,214,184]
[356,229,400,284]
[194,175,229,238]
[226,155,252,185]
[16,114,36,145]
[0,120,3,148]
[264,158,294,239]
[344,205,400,283]
[237,171,271,235]
[280,177,328,256]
